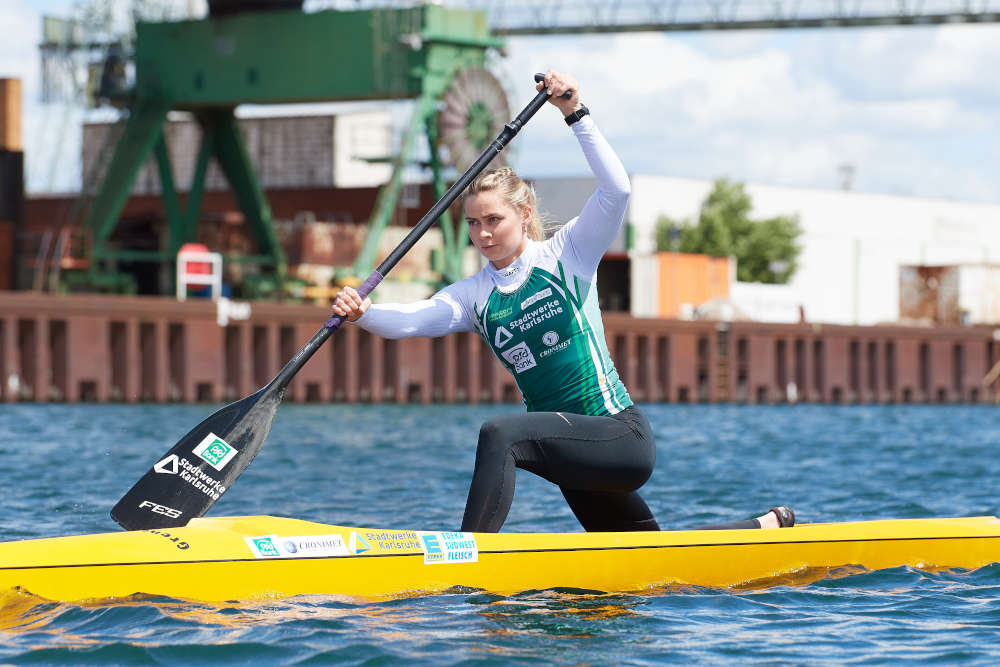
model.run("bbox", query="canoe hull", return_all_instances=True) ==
[2,515,999,602]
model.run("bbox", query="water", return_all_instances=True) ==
[2,403,1000,664]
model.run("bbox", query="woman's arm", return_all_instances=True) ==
[562,115,631,275]
[332,285,472,339]
[356,294,471,339]
[536,70,631,278]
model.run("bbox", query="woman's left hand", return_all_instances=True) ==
[536,69,582,117]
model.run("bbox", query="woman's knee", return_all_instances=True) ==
[476,419,513,461]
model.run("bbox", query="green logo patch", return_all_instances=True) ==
[202,440,230,465]
[251,537,280,557]
[192,432,239,471]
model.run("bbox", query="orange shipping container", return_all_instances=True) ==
[656,252,733,318]
[0,79,21,151]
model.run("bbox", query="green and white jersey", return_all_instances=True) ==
[470,253,631,415]
[355,115,632,416]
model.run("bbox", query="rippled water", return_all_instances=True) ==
[2,403,1000,664]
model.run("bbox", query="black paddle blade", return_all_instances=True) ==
[111,385,284,530]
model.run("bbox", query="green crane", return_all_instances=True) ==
[80,3,502,294]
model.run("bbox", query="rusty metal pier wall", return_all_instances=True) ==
[2,294,998,404]
[601,315,1000,405]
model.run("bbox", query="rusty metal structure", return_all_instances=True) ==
[3,293,998,405]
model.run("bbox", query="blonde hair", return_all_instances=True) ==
[464,167,544,241]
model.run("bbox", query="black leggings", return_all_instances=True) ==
[461,406,660,533]
[460,405,766,533]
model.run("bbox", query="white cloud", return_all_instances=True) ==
[0,0,40,90]
[504,24,1000,202]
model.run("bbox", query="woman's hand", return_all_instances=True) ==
[331,285,370,322]
[536,69,582,117]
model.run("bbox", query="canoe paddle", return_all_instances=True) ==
[111,74,565,530]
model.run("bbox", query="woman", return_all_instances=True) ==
[333,70,794,533]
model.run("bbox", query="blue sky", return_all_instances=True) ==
[4,0,1000,203]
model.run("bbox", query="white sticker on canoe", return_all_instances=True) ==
[192,432,239,471]
[349,531,371,555]
[418,531,478,565]
[245,534,349,558]
[246,535,281,558]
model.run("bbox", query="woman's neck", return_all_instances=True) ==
[490,236,531,269]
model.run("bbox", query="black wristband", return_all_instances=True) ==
[564,105,590,126]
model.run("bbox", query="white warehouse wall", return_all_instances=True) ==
[624,175,1000,325]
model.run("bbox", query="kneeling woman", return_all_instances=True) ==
[333,70,794,533]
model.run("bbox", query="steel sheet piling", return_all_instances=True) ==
[0,293,997,405]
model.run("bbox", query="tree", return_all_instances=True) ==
[655,178,802,284]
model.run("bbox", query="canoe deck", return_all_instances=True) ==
[2,515,999,602]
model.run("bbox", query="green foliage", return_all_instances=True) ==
[655,179,802,284]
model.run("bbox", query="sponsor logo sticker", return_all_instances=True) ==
[349,532,371,555]
[368,530,420,551]
[192,433,238,471]
[281,535,349,557]
[418,531,478,565]
[501,341,537,373]
[246,535,281,558]
[245,534,349,559]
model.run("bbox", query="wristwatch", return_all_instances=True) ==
[564,104,590,126]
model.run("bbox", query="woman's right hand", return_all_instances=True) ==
[536,69,581,117]
[331,285,370,322]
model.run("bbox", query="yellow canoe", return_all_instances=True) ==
[2,515,999,603]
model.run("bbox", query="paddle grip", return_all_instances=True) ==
[533,72,574,99]
[323,270,384,330]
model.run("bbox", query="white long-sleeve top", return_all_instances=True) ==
[355,115,632,415]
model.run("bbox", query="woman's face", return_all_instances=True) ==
[465,191,531,269]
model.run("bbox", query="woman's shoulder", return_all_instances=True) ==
[441,266,493,301]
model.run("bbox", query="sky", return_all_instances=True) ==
[4,0,1000,204]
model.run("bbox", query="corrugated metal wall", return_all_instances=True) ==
[81,112,392,195]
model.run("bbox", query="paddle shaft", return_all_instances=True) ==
[111,75,568,531]
[269,81,556,391]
